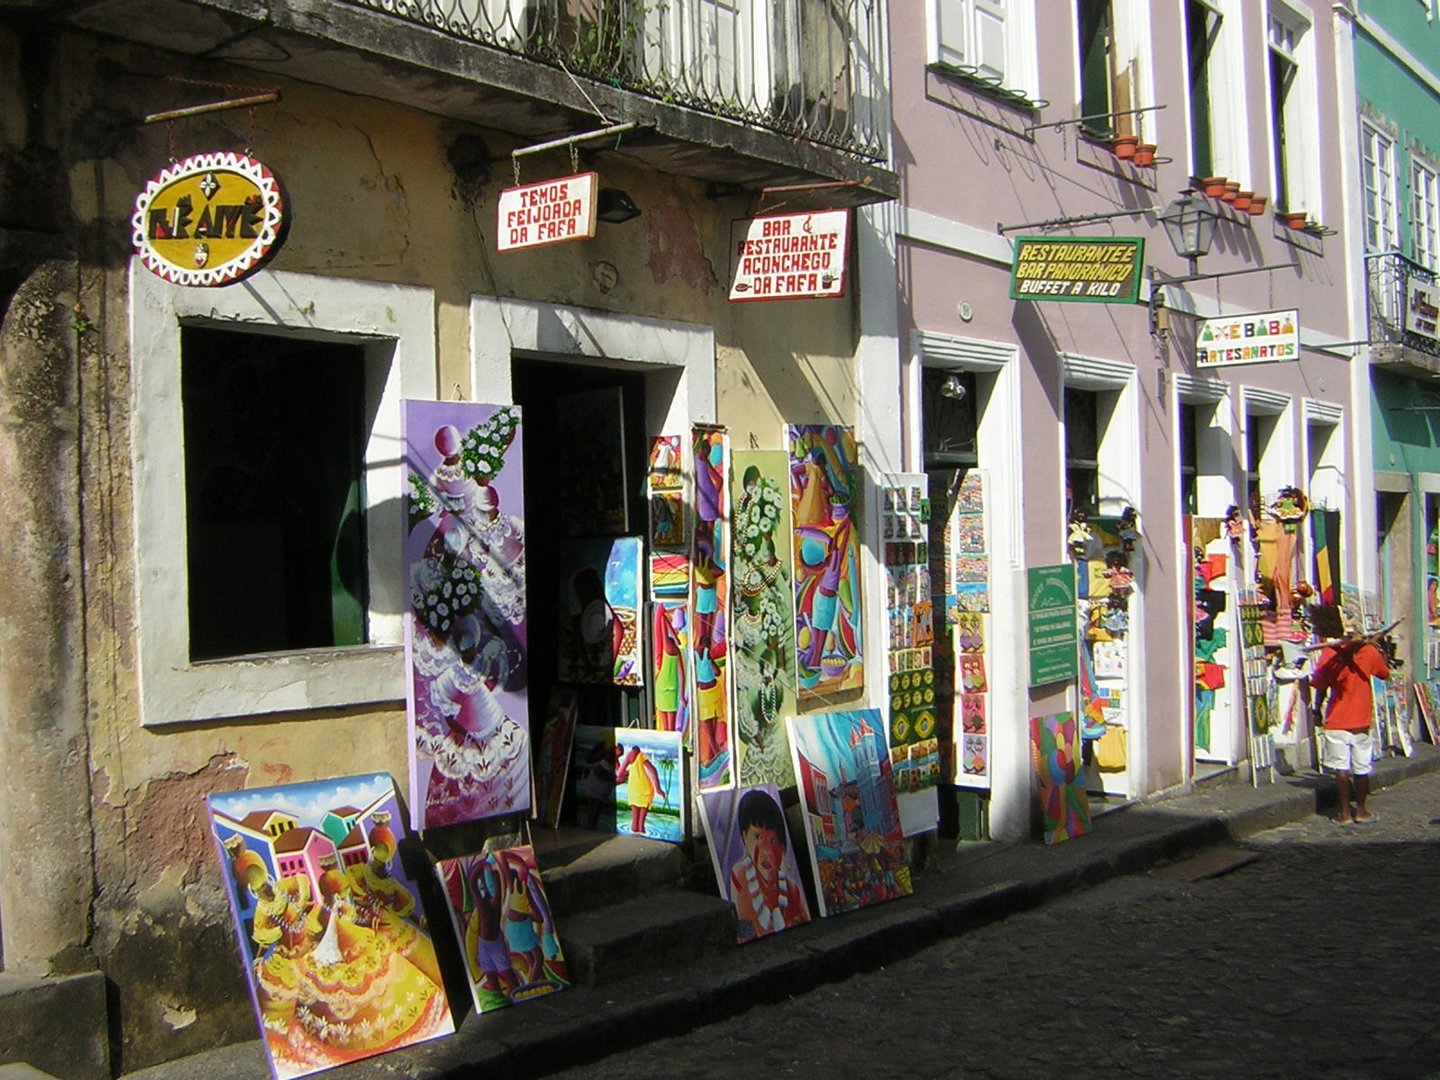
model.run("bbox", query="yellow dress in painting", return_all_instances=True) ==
[248,874,314,1029]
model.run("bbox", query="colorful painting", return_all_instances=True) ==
[700,784,812,943]
[1030,712,1091,844]
[787,709,912,917]
[554,386,628,536]
[404,400,530,830]
[557,537,644,686]
[650,552,690,598]
[572,725,686,842]
[693,425,734,790]
[1415,682,1440,745]
[535,688,579,829]
[652,598,693,732]
[732,450,799,787]
[647,434,687,549]
[434,845,568,1014]
[789,425,864,699]
[207,775,453,1079]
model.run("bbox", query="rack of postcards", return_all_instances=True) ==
[932,469,992,789]
[1236,586,1277,784]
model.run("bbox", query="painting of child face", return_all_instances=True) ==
[743,823,783,889]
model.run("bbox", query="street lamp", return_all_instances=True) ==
[1158,190,1220,275]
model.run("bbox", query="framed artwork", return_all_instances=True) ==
[556,537,645,687]
[403,399,530,830]
[207,775,453,1079]
[699,784,811,943]
[1031,712,1091,844]
[434,845,568,1013]
[572,725,686,842]
[693,425,734,790]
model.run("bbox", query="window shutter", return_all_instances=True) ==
[937,0,971,68]
[972,0,1008,81]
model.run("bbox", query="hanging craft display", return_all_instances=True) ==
[404,400,530,830]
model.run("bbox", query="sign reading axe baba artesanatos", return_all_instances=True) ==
[132,152,287,287]
[1009,236,1145,304]
[1196,309,1300,368]
[729,210,850,301]
[497,172,598,251]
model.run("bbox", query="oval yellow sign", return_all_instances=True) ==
[131,152,286,287]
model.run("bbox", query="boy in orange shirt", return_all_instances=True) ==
[1308,606,1389,825]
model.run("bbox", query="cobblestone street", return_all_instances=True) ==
[558,770,1440,1080]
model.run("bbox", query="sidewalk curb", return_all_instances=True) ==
[119,748,1440,1080]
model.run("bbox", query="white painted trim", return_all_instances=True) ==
[912,329,1013,371]
[1302,397,1344,425]
[1241,385,1292,415]
[1173,373,1230,404]
[129,261,438,726]
[896,206,1014,266]
[1059,352,1136,390]
[1354,11,1440,100]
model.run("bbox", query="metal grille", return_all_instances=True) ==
[342,0,888,161]
[1366,250,1440,358]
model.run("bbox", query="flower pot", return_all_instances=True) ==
[1247,194,1268,216]
[1284,210,1308,229]
[1112,134,1139,160]
[1201,176,1228,198]
[1133,143,1157,167]
[1221,181,1240,203]
[1233,190,1253,212]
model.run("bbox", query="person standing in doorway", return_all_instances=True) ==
[1308,605,1388,825]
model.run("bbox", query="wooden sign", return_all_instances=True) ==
[1008,237,1145,304]
[131,152,287,287]
[497,172,598,251]
[729,210,849,301]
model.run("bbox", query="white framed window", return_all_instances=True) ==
[1267,2,1321,215]
[1361,119,1399,253]
[932,0,1039,101]
[1413,156,1440,268]
[1075,0,1155,140]
[130,262,437,727]
[1183,0,1248,183]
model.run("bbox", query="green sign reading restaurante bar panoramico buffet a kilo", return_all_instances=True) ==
[1009,236,1145,304]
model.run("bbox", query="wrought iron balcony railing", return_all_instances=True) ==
[342,0,889,162]
[1366,249,1440,359]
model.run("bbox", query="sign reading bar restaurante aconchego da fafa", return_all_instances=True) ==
[1008,236,1145,304]
[729,210,849,301]
[131,152,287,287]
[1196,309,1300,368]
[497,172,598,252]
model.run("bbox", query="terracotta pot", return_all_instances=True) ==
[1284,210,1308,229]
[1221,181,1240,203]
[1112,134,1139,159]
[1233,190,1253,212]
[1201,176,1228,198]
[1133,143,1157,167]
[1247,194,1268,216]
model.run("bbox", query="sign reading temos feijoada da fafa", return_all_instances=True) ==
[1008,236,1145,304]
[1196,309,1300,368]
[729,210,850,301]
[497,172,598,251]
[131,151,287,287]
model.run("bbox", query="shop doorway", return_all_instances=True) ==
[1376,490,1412,674]
[512,358,651,744]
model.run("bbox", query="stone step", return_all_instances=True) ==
[532,827,712,919]
[0,1063,63,1080]
[0,972,109,1080]
[556,890,736,986]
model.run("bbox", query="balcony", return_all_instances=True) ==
[1366,251,1440,379]
[64,0,895,203]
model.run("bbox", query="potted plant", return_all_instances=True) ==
[1283,209,1308,229]
[1201,176,1228,198]
[1221,181,1240,203]
[1133,143,1157,167]
[1111,134,1139,159]
[1233,191,1253,212]
[1247,194,1268,216]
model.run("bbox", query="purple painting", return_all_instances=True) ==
[404,400,531,831]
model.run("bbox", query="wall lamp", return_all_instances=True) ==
[1151,189,1297,286]
[938,374,967,400]
[597,188,641,224]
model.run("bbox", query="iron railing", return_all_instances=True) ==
[342,0,889,161]
[1366,250,1440,358]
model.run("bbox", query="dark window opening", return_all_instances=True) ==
[1065,388,1101,517]
[922,367,979,470]
[182,326,369,661]
[1185,0,1220,179]
[1245,418,1266,515]
[1180,403,1199,517]
[1078,0,1115,137]
[1269,46,1296,211]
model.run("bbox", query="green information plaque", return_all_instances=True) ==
[1027,563,1078,687]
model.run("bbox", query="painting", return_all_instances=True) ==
[651,598,692,733]
[207,774,454,1079]
[650,552,690,599]
[647,434,687,550]
[556,536,645,686]
[787,709,912,917]
[404,400,530,830]
[693,425,734,790]
[572,725,686,842]
[1415,682,1440,746]
[731,450,798,787]
[554,386,628,536]
[434,845,568,1014]
[535,688,579,829]
[789,425,865,698]
[1030,712,1091,844]
[699,784,811,943]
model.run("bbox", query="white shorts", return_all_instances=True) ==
[1320,729,1374,776]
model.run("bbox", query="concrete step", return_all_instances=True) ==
[0,971,109,1080]
[0,1063,63,1080]
[531,827,712,919]
[557,890,736,986]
